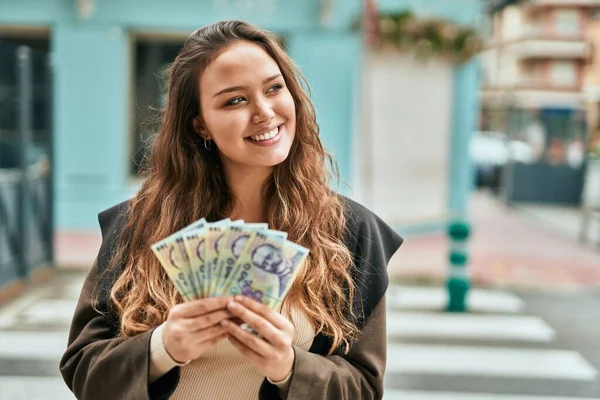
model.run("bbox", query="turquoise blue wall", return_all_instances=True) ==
[1,0,481,230]
[0,0,362,230]
[290,32,361,193]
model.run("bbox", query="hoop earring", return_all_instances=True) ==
[204,139,212,151]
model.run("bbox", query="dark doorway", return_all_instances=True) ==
[0,35,53,288]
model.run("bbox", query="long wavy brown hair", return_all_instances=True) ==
[105,20,356,354]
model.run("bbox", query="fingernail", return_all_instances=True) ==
[221,320,229,327]
[235,295,244,302]
[228,301,238,310]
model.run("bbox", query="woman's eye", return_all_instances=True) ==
[268,84,283,93]
[225,97,245,107]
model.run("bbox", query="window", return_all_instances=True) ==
[130,38,183,175]
[554,9,580,36]
[0,36,51,168]
[550,61,578,87]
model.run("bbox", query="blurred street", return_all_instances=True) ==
[0,270,599,399]
[385,285,600,399]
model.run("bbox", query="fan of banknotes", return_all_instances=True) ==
[151,218,309,310]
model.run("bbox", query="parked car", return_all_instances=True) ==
[470,131,534,191]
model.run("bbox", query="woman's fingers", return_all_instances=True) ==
[226,301,284,346]
[224,330,263,363]
[221,319,272,358]
[169,296,232,319]
[234,296,293,333]
[227,301,275,331]
[195,333,228,354]
[186,309,233,332]
[162,297,235,363]
[195,324,227,344]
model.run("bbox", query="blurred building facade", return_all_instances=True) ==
[584,11,600,148]
[479,0,600,205]
[0,0,367,289]
[0,0,483,290]
[482,1,595,112]
[0,0,362,234]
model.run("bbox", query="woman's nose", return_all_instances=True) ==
[252,98,275,124]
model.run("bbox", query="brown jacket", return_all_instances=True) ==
[59,197,403,400]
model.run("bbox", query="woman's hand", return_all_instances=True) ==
[221,295,296,382]
[162,296,233,363]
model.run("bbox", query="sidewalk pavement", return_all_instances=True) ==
[388,191,600,291]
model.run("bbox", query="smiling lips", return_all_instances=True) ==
[247,125,282,146]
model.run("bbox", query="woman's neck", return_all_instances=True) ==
[224,164,272,223]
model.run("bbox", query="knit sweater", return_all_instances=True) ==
[149,306,315,399]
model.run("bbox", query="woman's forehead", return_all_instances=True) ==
[200,42,280,88]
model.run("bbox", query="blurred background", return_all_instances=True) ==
[0,0,599,399]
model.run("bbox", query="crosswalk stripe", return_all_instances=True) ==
[388,286,525,313]
[19,299,78,325]
[0,287,51,328]
[0,377,75,399]
[387,343,598,381]
[384,389,597,400]
[0,331,69,360]
[65,278,85,300]
[387,311,556,342]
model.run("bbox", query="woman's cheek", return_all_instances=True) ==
[281,93,295,114]
[215,112,244,141]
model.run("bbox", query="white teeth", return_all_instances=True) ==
[250,126,279,142]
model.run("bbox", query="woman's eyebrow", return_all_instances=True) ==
[212,74,282,98]
[263,73,282,84]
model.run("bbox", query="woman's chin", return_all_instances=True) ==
[253,148,291,168]
[258,156,289,168]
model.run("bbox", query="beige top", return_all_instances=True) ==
[149,306,315,400]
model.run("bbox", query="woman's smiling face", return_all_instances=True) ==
[196,41,296,173]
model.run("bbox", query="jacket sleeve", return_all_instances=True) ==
[259,198,403,400]
[288,295,388,400]
[59,203,180,400]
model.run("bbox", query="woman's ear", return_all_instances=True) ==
[193,116,211,140]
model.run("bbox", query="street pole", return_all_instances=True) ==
[446,57,479,312]
[503,90,516,206]
[16,45,32,279]
[446,221,471,312]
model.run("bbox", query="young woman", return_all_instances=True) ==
[60,20,402,400]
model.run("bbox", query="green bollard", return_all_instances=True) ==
[446,221,471,312]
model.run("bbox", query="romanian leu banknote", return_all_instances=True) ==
[151,218,207,301]
[218,228,288,296]
[182,225,209,299]
[212,223,268,296]
[205,219,240,297]
[151,237,197,302]
[224,232,309,310]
